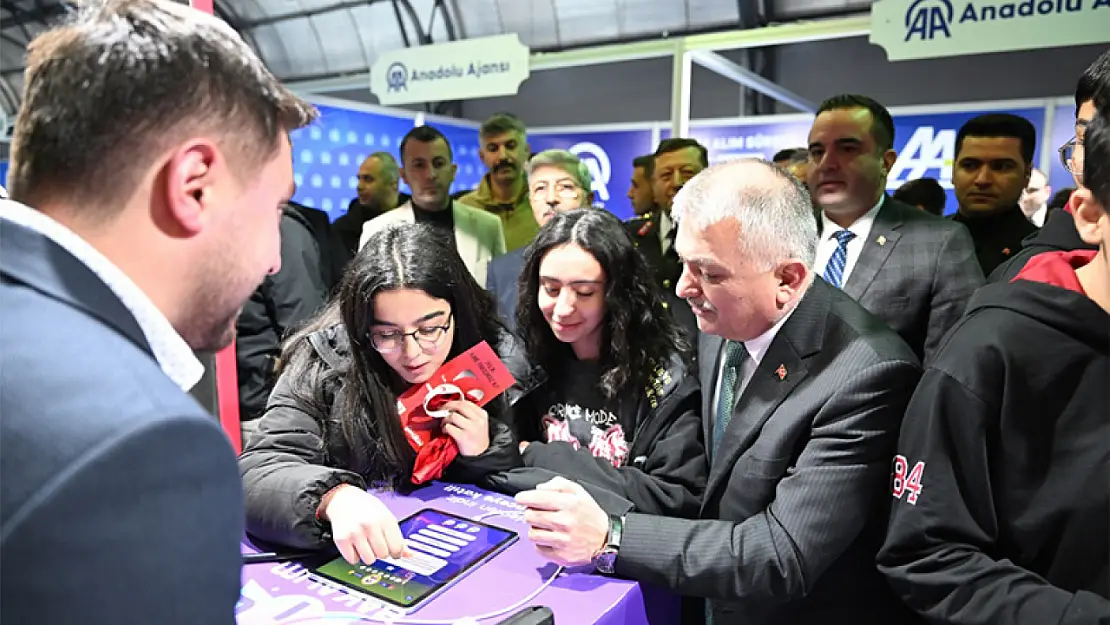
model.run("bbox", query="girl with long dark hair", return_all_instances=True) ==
[240,224,521,565]
[488,209,705,516]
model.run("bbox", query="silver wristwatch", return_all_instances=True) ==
[592,514,624,574]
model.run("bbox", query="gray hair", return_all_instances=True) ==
[526,149,593,193]
[8,0,316,209]
[367,152,400,183]
[672,158,818,270]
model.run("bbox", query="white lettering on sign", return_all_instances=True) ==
[569,141,612,203]
[888,126,956,190]
[371,35,531,105]
[871,0,1109,61]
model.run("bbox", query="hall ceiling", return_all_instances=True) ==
[0,0,871,122]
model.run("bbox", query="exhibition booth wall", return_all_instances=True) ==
[0,95,1076,221]
[289,94,1077,221]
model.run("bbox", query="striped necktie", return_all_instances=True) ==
[712,341,749,457]
[822,229,856,288]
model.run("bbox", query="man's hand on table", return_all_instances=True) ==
[515,477,609,567]
[320,485,413,565]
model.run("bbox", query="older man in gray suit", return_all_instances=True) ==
[806,94,984,363]
[0,2,316,623]
[515,159,924,625]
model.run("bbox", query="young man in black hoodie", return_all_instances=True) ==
[877,92,1110,624]
[990,49,1109,282]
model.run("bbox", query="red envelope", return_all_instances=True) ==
[396,342,516,484]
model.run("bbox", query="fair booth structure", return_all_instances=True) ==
[291,92,1079,222]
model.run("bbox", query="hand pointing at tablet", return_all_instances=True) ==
[320,485,413,565]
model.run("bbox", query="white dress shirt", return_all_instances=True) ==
[1029,204,1047,228]
[658,209,674,254]
[712,303,800,417]
[815,198,884,285]
[1,199,204,391]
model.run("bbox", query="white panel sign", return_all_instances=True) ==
[370,35,531,106]
[870,0,1110,61]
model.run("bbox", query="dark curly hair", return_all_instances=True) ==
[277,223,505,486]
[516,209,688,398]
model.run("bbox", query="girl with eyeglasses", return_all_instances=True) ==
[486,209,705,517]
[240,223,523,566]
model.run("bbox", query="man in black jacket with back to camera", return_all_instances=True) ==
[236,202,331,437]
[878,88,1110,625]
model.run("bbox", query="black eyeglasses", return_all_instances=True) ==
[369,313,453,353]
[1058,137,1084,175]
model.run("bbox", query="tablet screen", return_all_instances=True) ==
[312,509,518,609]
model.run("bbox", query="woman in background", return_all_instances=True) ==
[488,209,705,517]
[240,224,522,565]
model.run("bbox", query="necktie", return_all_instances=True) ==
[661,222,676,254]
[822,229,856,289]
[712,341,748,456]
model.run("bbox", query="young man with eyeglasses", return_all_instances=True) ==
[877,79,1110,625]
[989,50,1108,282]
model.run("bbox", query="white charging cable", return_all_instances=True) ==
[280,510,564,625]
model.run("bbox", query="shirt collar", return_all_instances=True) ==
[658,210,673,240]
[0,199,204,391]
[743,302,799,365]
[820,196,884,240]
[474,173,528,208]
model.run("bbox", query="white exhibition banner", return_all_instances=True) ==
[870,0,1110,61]
[370,35,531,105]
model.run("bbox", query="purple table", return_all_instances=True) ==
[237,482,679,625]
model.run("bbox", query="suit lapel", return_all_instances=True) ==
[702,282,832,503]
[451,202,479,264]
[0,218,153,355]
[843,196,903,300]
[698,332,724,446]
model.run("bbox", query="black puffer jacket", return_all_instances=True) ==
[485,352,706,518]
[239,324,524,549]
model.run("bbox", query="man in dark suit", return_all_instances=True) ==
[515,159,922,625]
[331,152,400,269]
[0,2,316,623]
[807,94,984,363]
[486,149,593,329]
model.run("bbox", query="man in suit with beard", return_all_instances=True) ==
[514,159,923,625]
[0,1,317,622]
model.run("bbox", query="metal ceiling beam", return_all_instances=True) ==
[238,0,385,29]
[530,13,869,69]
[282,13,870,94]
[689,49,815,112]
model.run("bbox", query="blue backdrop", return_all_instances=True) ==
[655,107,1046,215]
[1048,102,1078,200]
[662,119,812,163]
[529,129,655,220]
[433,122,485,196]
[290,104,485,222]
[0,161,8,192]
[886,107,1045,215]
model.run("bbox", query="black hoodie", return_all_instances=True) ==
[989,208,1100,283]
[877,273,1110,625]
